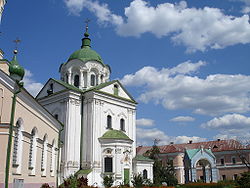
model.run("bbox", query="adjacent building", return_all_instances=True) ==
[137,139,250,184]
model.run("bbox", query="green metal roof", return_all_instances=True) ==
[186,148,215,159]
[75,169,92,175]
[68,46,104,66]
[133,155,154,162]
[100,129,132,140]
[9,52,25,80]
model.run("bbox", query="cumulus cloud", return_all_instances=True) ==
[136,118,155,127]
[65,0,250,52]
[170,116,195,122]
[202,113,250,141]
[120,61,250,116]
[201,113,250,129]
[23,69,43,96]
[137,127,206,146]
[64,0,123,25]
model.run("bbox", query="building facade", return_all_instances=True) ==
[36,30,153,186]
[137,139,250,184]
[0,54,62,188]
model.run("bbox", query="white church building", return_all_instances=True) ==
[36,28,153,186]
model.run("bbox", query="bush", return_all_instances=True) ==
[103,175,114,188]
[237,171,250,188]
[58,175,88,188]
[41,183,51,188]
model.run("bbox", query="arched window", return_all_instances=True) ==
[41,135,48,176]
[29,128,38,175]
[107,115,112,129]
[65,73,69,83]
[114,84,119,95]
[74,75,79,87]
[120,118,125,131]
[91,74,96,86]
[13,119,23,174]
[104,157,113,172]
[143,169,148,179]
[100,75,104,83]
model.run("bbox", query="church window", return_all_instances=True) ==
[143,169,148,179]
[120,118,125,131]
[65,73,69,83]
[41,135,48,176]
[107,115,112,129]
[74,75,79,87]
[104,157,113,172]
[29,128,38,175]
[114,84,118,96]
[13,119,23,172]
[91,74,96,86]
[100,75,104,83]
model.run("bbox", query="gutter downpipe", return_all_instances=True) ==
[5,82,22,188]
[56,128,63,187]
[80,95,84,170]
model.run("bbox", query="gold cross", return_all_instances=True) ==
[13,38,21,50]
[85,18,91,32]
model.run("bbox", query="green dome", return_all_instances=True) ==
[68,47,104,65]
[100,129,131,140]
[68,32,104,65]
[9,51,25,81]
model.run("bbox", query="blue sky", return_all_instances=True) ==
[1,0,250,146]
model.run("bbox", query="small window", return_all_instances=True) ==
[232,157,236,164]
[54,114,58,120]
[220,158,224,165]
[143,169,148,179]
[107,115,112,129]
[233,174,238,180]
[91,74,96,86]
[114,84,118,96]
[100,75,104,83]
[65,73,69,83]
[74,75,79,87]
[104,157,113,172]
[120,119,125,131]
[222,175,226,180]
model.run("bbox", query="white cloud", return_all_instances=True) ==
[202,113,250,141]
[201,113,250,129]
[136,118,155,127]
[137,127,206,146]
[170,116,195,122]
[64,0,250,52]
[120,61,250,116]
[23,69,43,96]
[64,0,123,25]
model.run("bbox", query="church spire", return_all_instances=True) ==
[81,19,91,48]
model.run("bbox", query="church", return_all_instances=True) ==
[0,1,153,187]
[35,27,154,186]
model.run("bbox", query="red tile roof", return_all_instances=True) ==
[137,139,247,155]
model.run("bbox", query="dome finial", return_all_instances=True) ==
[9,38,25,82]
[81,18,91,48]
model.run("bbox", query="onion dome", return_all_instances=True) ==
[68,31,104,65]
[9,50,25,81]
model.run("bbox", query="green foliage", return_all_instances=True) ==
[146,143,178,186]
[131,174,153,187]
[179,182,235,188]
[132,174,144,187]
[237,171,250,188]
[40,183,51,188]
[58,175,88,188]
[103,175,114,188]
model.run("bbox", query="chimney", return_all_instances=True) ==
[189,140,193,144]
[217,139,220,141]
[170,142,174,145]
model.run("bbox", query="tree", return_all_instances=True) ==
[103,175,114,188]
[145,139,178,186]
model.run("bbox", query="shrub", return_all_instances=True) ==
[41,183,51,188]
[103,175,114,188]
[237,171,250,188]
[58,175,88,188]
